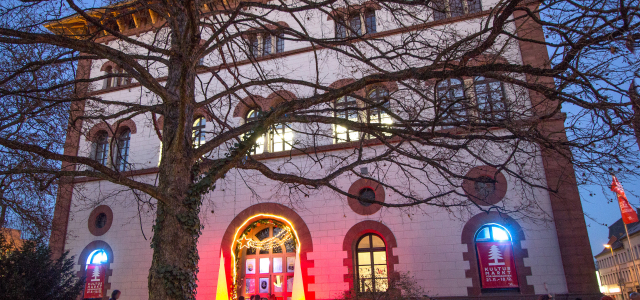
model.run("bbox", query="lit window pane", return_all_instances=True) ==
[87,249,108,265]
[492,226,510,241]
[476,227,490,241]
[358,252,371,265]
[371,235,384,248]
[358,237,371,249]
[373,265,387,278]
[373,251,386,264]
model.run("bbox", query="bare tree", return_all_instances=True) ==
[0,0,638,299]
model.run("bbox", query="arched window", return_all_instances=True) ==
[474,224,519,290]
[86,249,108,266]
[355,233,388,293]
[270,123,293,152]
[436,78,468,126]
[239,220,297,299]
[192,117,206,148]
[334,96,360,143]
[114,128,131,172]
[93,130,109,165]
[246,109,265,154]
[474,76,507,122]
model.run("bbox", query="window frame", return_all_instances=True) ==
[334,95,361,143]
[436,78,468,126]
[269,122,293,152]
[355,233,388,293]
[364,9,376,34]
[432,0,482,21]
[473,76,508,123]
[114,128,131,172]
[246,109,266,155]
[192,117,206,148]
[334,9,377,38]
[93,130,109,165]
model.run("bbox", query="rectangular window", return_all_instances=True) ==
[364,10,376,34]
[250,36,260,57]
[334,96,360,143]
[271,123,293,152]
[276,33,284,53]
[349,14,362,37]
[263,35,272,56]
[336,21,346,38]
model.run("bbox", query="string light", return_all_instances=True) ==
[237,226,293,251]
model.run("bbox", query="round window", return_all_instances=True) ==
[359,188,376,207]
[474,176,496,199]
[95,213,108,229]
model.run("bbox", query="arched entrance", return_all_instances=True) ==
[218,203,315,300]
[237,219,297,299]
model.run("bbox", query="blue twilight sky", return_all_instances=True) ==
[579,172,640,257]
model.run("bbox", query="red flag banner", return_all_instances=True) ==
[476,241,519,289]
[84,264,105,299]
[612,175,639,224]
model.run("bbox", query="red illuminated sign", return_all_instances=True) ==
[84,264,105,299]
[476,241,519,289]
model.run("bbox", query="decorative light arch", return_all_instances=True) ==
[218,203,315,300]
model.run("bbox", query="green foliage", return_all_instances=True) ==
[0,234,84,300]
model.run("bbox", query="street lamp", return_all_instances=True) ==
[606,244,627,300]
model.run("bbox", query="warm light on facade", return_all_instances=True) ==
[228,214,304,300]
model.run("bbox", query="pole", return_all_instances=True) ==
[624,222,640,292]
[611,246,626,300]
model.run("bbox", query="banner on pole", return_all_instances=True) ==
[612,175,639,224]
[476,241,519,289]
[84,264,105,299]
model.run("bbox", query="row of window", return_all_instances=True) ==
[332,0,482,38]
[91,77,506,165]
[96,2,486,90]
[84,222,515,296]
[601,268,636,286]
[598,245,640,269]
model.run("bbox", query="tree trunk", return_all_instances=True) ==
[148,12,202,298]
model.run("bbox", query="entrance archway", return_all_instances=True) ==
[219,203,315,300]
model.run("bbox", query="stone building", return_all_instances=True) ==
[44,0,600,299]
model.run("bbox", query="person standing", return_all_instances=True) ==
[109,290,121,300]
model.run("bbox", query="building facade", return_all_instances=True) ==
[595,219,640,300]
[46,1,601,299]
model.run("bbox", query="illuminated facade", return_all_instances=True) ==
[46,1,601,300]
[595,218,640,299]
